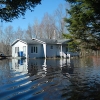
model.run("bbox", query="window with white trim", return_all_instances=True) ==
[15,47,19,53]
[23,46,26,53]
[31,46,38,53]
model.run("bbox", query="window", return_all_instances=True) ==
[66,46,68,52]
[31,46,33,53]
[51,45,53,49]
[15,47,19,53]
[34,47,35,52]
[23,46,26,53]
[31,46,38,53]
[36,47,37,53]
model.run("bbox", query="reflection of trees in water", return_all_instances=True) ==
[28,64,38,76]
[61,59,74,77]
[46,66,61,73]
[62,66,74,77]
[61,79,100,100]
[92,56,100,67]
[0,59,11,85]
[80,57,93,67]
[61,57,100,100]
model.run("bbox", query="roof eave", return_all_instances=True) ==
[11,39,27,46]
[32,38,45,44]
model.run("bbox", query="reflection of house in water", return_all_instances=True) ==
[12,58,74,76]
[28,59,45,76]
[27,59,68,76]
[60,58,74,78]
[12,59,28,73]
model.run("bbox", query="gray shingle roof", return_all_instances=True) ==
[12,38,70,46]
[36,38,70,44]
[21,39,41,44]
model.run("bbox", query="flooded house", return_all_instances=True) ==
[11,38,70,58]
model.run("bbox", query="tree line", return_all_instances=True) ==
[0,4,67,55]
[0,0,100,56]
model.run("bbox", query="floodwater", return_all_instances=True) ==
[0,56,100,100]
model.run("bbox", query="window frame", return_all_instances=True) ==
[15,47,19,53]
[23,46,26,53]
[50,45,53,49]
[31,46,38,54]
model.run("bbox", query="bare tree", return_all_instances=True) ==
[3,26,14,55]
[0,27,3,42]
[15,27,24,39]
[25,24,33,39]
[24,3,67,40]
[4,26,14,44]
[32,19,40,38]
[54,4,67,38]
[40,13,57,39]
[0,27,4,53]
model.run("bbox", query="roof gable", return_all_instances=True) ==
[11,39,44,46]
[11,39,26,46]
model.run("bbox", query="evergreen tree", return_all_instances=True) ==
[0,0,41,21]
[64,0,100,50]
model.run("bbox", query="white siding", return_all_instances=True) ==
[12,41,27,58]
[12,40,68,58]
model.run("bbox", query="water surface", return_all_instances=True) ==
[0,57,100,100]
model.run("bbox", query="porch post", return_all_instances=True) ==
[61,44,62,58]
[43,43,46,58]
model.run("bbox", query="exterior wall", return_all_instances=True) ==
[56,44,61,57]
[28,44,44,58]
[62,44,68,58]
[46,44,60,57]
[46,44,68,58]
[12,41,27,58]
[12,40,68,58]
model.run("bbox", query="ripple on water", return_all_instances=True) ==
[0,58,100,100]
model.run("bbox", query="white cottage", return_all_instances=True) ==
[11,38,70,58]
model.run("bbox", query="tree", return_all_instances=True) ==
[15,27,24,39]
[26,24,33,39]
[65,0,100,51]
[33,19,40,38]
[0,0,41,21]
[54,4,66,38]
[41,13,56,39]
[3,26,14,55]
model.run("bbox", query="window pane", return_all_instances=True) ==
[15,47,19,53]
[51,45,53,49]
[31,46,33,53]
[15,47,16,53]
[34,47,35,53]
[23,46,26,53]
[36,47,37,53]
[18,47,19,52]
